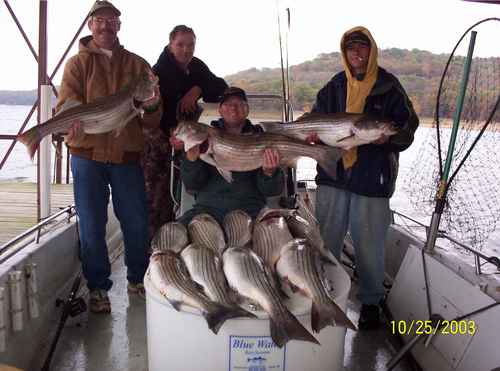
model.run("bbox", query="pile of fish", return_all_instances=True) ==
[147,197,356,348]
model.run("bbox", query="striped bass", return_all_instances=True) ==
[148,250,249,334]
[188,213,226,255]
[173,121,343,182]
[260,112,397,149]
[223,246,319,347]
[223,210,253,248]
[256,207,336,264]
[252,216,293,269]
[181,243,254,319]
[151,222,188,253]
[18,72,158,159]
[276,239,356,332]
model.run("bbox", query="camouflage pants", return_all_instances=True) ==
[142,129,179,240]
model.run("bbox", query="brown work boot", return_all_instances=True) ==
[127,282,145,299]
[89,289,111,314]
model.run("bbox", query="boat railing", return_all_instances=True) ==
[392,209,500,274]
[0,205,76,264]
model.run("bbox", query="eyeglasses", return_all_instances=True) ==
[92,16,121,27]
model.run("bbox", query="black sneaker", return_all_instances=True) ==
[358,304,381,330]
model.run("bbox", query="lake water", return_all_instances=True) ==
[1,104,498,260]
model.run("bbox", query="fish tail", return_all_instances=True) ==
[204,304,256,334]
[316,145,343,180]
[270,308,320,347]
[17,127,43,160]
[311,300,357,333]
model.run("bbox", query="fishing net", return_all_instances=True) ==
[404,18,500,252]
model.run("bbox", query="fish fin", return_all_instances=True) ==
[166,299,183,312]
[200,153,233,183]
[17,127,42,160]
[113,109,140,137]
[270,309,320,347]
[311,301,357,333]
[259,121,283,133]
[316,145,343,180]
[204,303,256,334]
[335,134,360,149]
[337,133,355,143]
[217,168,233,183]
[58,99,82,114]
[272,271,290,300]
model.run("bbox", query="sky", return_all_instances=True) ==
[0,0,498,91]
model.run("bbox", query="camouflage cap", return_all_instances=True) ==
[89,0,121,16]
[220,86,248,104]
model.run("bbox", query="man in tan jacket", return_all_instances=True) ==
[60,1,161,313]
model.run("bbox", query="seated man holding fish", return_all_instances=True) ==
[173,87,284,225]
[61,1,161,313]
[306,27,419,330]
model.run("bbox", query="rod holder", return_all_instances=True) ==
[25,263,40,319]
[8,270,24,332]
[0,287,6,352]
[425,212,442,253]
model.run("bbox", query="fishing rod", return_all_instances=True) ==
[277,5,288,123]
[276,2,296,200]
[40,272,87,371]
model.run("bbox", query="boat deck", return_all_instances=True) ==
[0,182,73,245]
[41,254,418,371]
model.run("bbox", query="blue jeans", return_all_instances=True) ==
[71,155,149,291]
[315,185,390,305]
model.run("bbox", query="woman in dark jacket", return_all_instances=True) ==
[144,25,228,238]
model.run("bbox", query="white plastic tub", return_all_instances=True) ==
[145,259,351,371]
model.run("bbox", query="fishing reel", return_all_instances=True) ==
[55,294,87,317]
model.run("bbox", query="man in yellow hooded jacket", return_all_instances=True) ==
[308,26,419,329]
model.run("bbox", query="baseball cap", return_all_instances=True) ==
[89,0,121,16]
[344,31,371,48]
[220,87,248,104]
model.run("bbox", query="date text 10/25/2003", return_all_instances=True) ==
[390,319,476,336]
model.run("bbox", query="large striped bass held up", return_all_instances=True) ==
[18,72,158,159]
[148,250,249,334]
[222,246,320,347]
[260,112,397,149]
[173,120,343,181]
[276,239,357,332]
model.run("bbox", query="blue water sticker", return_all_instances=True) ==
[229,335,286,371]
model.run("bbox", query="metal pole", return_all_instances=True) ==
[38,0,51,220]
[425,31,477,252]
[3,0,58,97]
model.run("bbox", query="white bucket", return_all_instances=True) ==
[145,259,351,371]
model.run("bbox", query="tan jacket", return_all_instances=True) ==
[57,36,161,164]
